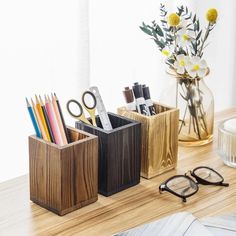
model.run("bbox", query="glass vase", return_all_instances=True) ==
[161,72,214,146]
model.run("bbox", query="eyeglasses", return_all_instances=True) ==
[159,166,229,202]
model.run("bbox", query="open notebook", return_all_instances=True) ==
[114,212,236,236]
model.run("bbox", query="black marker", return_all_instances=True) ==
[123,87,136,111]
[142,85,156,116]
[132,82,150,116]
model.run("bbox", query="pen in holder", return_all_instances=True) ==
[132,82,150,116]
[123,87,136,111]
[142,85,156,115]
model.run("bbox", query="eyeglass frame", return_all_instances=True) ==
[159,166,229,203]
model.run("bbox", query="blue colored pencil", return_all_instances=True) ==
[26,98,42,138]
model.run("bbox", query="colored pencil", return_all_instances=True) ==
[26,98,42,138]
[39,95,56,143]
[51,94,68,145]
[35,95,51,142]
[45,95,63,146]
[31,98,48,141]
[54,93,70,143]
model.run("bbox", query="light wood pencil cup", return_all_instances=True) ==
[29,127,98,216]
[117,103,179,179]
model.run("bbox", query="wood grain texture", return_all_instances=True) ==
[117,103,179,179]
[76,112,141,196]
[29,126,98,216]
[0,109,236,235]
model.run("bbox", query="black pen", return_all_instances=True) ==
[142,85,156,116]
[132,82,150,116]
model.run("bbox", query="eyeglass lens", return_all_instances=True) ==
[166,176,198,196]
[193,167,223,183]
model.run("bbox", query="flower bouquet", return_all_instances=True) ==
[140,5,218,146]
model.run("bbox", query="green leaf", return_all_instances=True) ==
[154,39,165,49]
[177,6,184,16]
[185,13,192,20]
[140,26,153,36]
[167,59,175,64]
[163,27,170,32]
[193,14,196,23]
[152,29,158,39]
[185,6,188,14]
[196,30,202,40]
[196,20,200,31]
[194,20,200,31]
[178,47,187,55]
[155,24,164,37]
[191,41,197,54]
[142,22,147,27]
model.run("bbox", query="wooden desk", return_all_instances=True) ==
[1,108,236,235]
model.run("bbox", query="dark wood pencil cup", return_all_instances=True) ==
[118,103,179,179]
[29,127,98,216]
[76,112,141,196]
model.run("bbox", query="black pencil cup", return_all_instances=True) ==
[76,112,141,196]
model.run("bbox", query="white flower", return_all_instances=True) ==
[161,45,174,57]
[186,56,208,78]
[174,54,189,74]
[177,28,195,46]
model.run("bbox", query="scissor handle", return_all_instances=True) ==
[82,91,97,126]
[82,91,97,110]
[66,99,83,118]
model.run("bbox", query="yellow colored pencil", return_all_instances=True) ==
[31,98,48,141]
[35,95,51,142]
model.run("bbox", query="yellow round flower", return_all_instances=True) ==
[168,13,180,26]
[206,8,218,23]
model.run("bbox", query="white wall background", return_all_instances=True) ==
[89,0,236,111]
[1,0,236,182]
[0,0,89,182]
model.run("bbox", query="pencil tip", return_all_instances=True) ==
[26,97,30,106]
[35,95,39,103]
[31,98,35,105]
[47,95,51,102]
[39,95,44,105]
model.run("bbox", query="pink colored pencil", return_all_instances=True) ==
[51,94,68,145]
[45,95,63,146]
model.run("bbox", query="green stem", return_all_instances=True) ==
[198,22,211,57]
[196,80,208,134]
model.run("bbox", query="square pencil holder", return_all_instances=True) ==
[76,112,141,197]
[117,102,179,179]
[29,127,98,216]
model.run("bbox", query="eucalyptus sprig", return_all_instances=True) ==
[140,4,218,79]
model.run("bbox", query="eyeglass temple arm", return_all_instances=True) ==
[219,182,229,187]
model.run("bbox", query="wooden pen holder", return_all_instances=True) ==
[29,127,98,216]
[76,112,141,196]
[117,103,179,179]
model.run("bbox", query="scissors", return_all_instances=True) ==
[66,91,97,126]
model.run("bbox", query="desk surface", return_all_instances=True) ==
[1,108,236,236]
